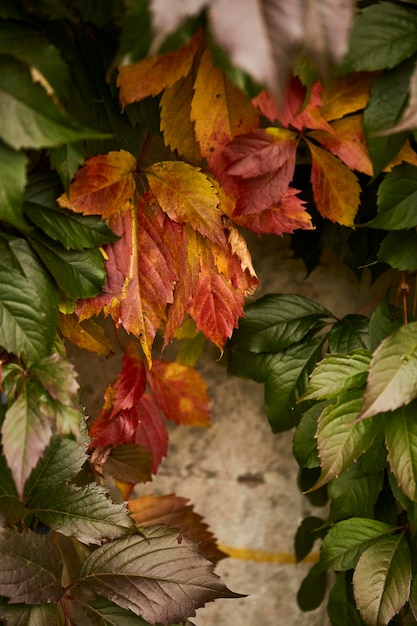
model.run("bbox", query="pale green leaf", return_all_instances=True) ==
[320,518,394,572]
[0,141,28,230]
[77,526,241,624]
[314,391,378,489]
[302,351,371,401]
[359,321,417,419]
[353,534,411,626]
[385,402,417,501]
[0,528,63,603]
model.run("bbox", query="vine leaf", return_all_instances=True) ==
[359,321,417,420]
[0,142,28,230]
[57,314,115,357]
[76,526,243,625]
[385,403,417,501]
[353,534,411,626]
[302,351,371,401]
[0,529,63,604]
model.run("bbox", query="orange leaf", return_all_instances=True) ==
[57,313,115,357]
[110,342,146,419]
[306,140,361,226]
[320,72,377,122]
[145,161,225,244]
[58,150,137,219]
[148,359,210,427]
[385,139,417,171]
[117,32,201,108]
[128,494,227,564]
[191,46,259,174]
[308,114,373,176]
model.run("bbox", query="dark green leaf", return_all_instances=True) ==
[0,55,106,150]
[327,572,366,626]
[0,454,27,525]
[117,0,152,64]
[378,229,417,271]
[299,467,329,508]
[353,533,411,625]
[328,315,371,353]
[363,63,412,174]
[82,598,197,626]
[28,232,106,299]
[385,402,417,501]
[328,464,384,523]
[0,600,61,625]
[371,163,417,230]
[264,337,325,432]
[30,482,135,545]
[297,562,327,612]
[320,518,394,572]
[0,528,63,603]
[369,300,403,350]
[230,293,332,354]
[77,526,242,624]
[342,2,417,71]
[103,444,153,484]
[0,141,28,230]
[293,402,327,469]
[295,516,326,563]
[302,351,371,401]
[48,142,85,191]
[227,347,278,383]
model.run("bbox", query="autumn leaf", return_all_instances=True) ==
[134,393,169,473]
[57,313,115,357]
[58,150,137,219]
[148,359,210,427]
[117,32,201,108]
[128,494,227,564]
[306,139,361,226]
[109,342,146,419]
[319,72,377,122]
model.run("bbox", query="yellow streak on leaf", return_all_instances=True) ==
[218,544,319,564]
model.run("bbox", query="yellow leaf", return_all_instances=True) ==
[385,139,417,171]
[306,140,361,226]
[320,72,377,122]
[58,313,115,357]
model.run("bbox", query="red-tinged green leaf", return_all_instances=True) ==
[0,141,28,230]
[77,525,242,625]
[191,46,259,174]
[302,351,371,401]
[320,73,376,123]
[0,528,63,604]
[370,163,417,230]
[0,601,61,625]
[308,115,373,176]
[320,518,394,572]
[30,482,135,545]
[144,161,225,244]
[31,353,79,405]
[328,572,366,626]
[359,321,417,420]
[58,150,137,219]
[103,444,153,484]
[128,494,227,564]
[110,342,147,419]
[231,187,314,236]
[117,32,201,108]
[353,534,411,626]
[385,403,417,501]
[57,314,115,357]
[307,140,361,226]
[148,359,210,427]
[314,391,378,489]
[378,230,417,272]
[2,389,52,498]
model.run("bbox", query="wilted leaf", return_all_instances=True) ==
[302,351,371,401]
[0,528,63,603]
[128,494,226,564]
[58,314,115,357]
[77,525,242,625]
[353,534,411,626]
[385,403,417,501]
[359,321,417,420]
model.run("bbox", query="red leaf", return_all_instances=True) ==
[148,359,211,427]
[110,342,147,419]
[135,393,168,474]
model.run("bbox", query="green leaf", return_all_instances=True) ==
[359,321,417,419]
[29,482,135,545]
[0,55,107,150]
[378,229,417,271]
[342,2,417,71]
[0,235,58,360]
[103,444,153,484]
[369,300,404,350]
[0,528,63,603]
[297,562,327,612]
[302,351,371,401]
[314,391,379,489]
[353,534,411,626]
[230,293,332,354]
[294,516,326,563]
[0,454,27,525]
[31,352,79,405]
[328,463,384,522]
[293,401,327,469]
[82,598,196,626]
[385,402,417,501]
[320,518,394,572]
[2,387,52,498]
[28,232,106,299]
[117,0,152,64]
[227,347,279,383]
[328,315,371,353]
[327,572,366,626]
[371,163,417,230]
[363,63,412,174]
[0,141,28,230]
[77,526,242,624]
[49,141,85,191]
[0,601,61,626]
[264,337,325,432]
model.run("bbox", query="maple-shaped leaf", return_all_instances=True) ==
[58,313,116,357]
[222,128,298,216]
[306,139,361,226]
[148,359,210,427]
[117,32,201,109]
[128,494,227,564]
[144,161,225,244]
[190,46,259,174]
[232,187,314,236]
[58,150,137,219]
